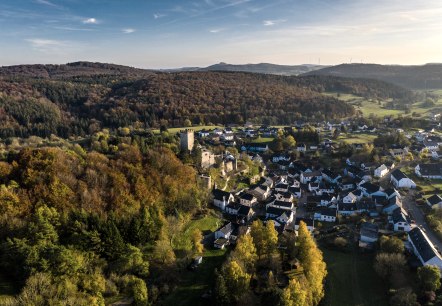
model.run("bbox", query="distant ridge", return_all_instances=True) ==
[303,63,442,89]
[160,62,327,75]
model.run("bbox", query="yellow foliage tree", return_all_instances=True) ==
[282,278,308,306]
[297,221,327,306]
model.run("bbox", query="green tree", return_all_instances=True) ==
[282,279,307,306]
[297,221,327,305]
[379,236,404,254]
[417,265,441,292]
[230,234,257,273]
[222,260,251,302]
[373,252,406,279]
[132,277,148,306]
[191,229,204,255]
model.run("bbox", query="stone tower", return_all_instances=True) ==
[180,129,194,152]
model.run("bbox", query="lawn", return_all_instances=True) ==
[152,125,224,135]
[402,166,442,194]
[338,133,377,144]
[0,273,19,303]
[250,137,274,144]
[161,247,228,306]
[320,247,389,306]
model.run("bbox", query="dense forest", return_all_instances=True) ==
[0,142,209,305]
[304,63,442,89]
[0,62,414,138]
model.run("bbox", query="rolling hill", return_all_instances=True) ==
[0,62,414,138]
[303,63,442,89]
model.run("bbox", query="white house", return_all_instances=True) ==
[408,227,442,270]
[391,208,413,232]
[415,163,442,179]
[239,193,257,207]
[374,164,389,178]
[300,171,322,184]
[342,192,358,204]
[213,189,234,210]
[315,208,337,223]
[214,222,233,239]
[390,169,416,189]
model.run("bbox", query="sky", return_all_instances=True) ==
[1,0,442,68]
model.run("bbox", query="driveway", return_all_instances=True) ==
[402,191,442,250]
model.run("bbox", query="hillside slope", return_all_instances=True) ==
[303,63,442,89]
[0,63,414,138]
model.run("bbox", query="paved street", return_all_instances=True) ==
[402,191,442,250]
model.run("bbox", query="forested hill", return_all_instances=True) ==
[0,63,413,138]
[303,63,442,89]
[198,62,326,75]
[0,61,154,79]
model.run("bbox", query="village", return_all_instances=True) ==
[176,117,442,280]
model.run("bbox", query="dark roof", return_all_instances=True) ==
[295,217,314,227]
[226,202,241,210]
[213,189,232,201]
[238,205,253,216]
[339,202,356,211]
[427,194,442,205]
[360,222,379,239]
[266,206,288,217]
[272,200,294,209]
[409,227,441,262]
[391,169,408,181]
[360,182,381,194]
[384,188,397,197]
[240,193,255,201]
[320,208,337,217]
[418,164,442,176]
[392,208,411,224]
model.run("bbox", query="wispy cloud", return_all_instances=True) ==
[209,28,224,33]
[26,38,66,53]
[154,13,166,19]
[83,18,99,24]
[122,28,135,34]
[35,0,57,7]
[263,19,286,26]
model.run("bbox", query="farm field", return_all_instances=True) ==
[320,247,389,306]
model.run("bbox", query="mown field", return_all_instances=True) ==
[162,212,227,306]
[320,247,389,306]
[323,90,442,118]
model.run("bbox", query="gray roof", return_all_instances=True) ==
[213,189,231,201]
[360,222,379,239]
[427,194,442,205]
[409,227,440,262]
[391,169,408,181]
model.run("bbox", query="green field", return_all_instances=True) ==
[162,247,228,306]
[152,125,224,134]
[250,137,274,144]
[323,90,442,118]
[320,247,389,306]
[338,133,377,144]
[0,273,19,303]
[402,166,442,194]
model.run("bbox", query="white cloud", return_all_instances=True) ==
[263,19,286,26]
[154,13,166,19]
[209,28,224,33]
[122,28,135,34]
[35,0,57,7]
[83,18,98,24]
[26,38,66,53]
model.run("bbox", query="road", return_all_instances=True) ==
[402,191,442,250]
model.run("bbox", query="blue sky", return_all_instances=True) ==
[1,0,442,68]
